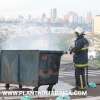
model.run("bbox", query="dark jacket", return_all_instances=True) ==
[71,35,89,66]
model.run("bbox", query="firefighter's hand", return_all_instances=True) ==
[69,47,74,54]
[70,50,72,54]
[63,51,68,54]
[70,49,74,54]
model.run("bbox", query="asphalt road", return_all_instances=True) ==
[59,63,100,98]
[0,60,99,100]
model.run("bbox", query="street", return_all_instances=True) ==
[0,63,99,100]
[59,63,100,98]
[0,54,99,100]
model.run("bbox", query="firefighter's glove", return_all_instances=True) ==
[70,47,76,54]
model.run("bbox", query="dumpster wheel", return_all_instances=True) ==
[19,84,23,90]
[5,83,10,90]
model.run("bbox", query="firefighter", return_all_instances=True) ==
[70,27,89,91]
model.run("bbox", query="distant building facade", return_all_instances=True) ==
[94,15,100,34]
[51,8,57,21]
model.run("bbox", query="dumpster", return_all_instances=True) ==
[0,34,67,88]
[39,51,62,85]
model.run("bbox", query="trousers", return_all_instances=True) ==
[75,67,87,89]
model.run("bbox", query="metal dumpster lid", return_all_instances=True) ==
[0,33,68,51]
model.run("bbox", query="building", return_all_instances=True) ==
[94,15,100,34]
[86,12,93,24]
[51,8,57,21]
[67,11,78,24]
[41,13,47,22]
[77,16,85,24]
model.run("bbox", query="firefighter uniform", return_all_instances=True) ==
[70,27,89,91]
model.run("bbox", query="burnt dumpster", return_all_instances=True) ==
[0,50,39,87]
[0,50,63,88]
[0,34,68,89]
[39,51,63,86]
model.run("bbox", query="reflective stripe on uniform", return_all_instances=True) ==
[80,47,88,51]
[75,63,88,67]
[78,87,87,90]
[76,47,88,52]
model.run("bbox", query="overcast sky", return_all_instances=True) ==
[0,0,99,18]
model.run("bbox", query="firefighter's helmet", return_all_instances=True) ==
[74,27,84,35]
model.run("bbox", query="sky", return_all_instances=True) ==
[0,0,100,18]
